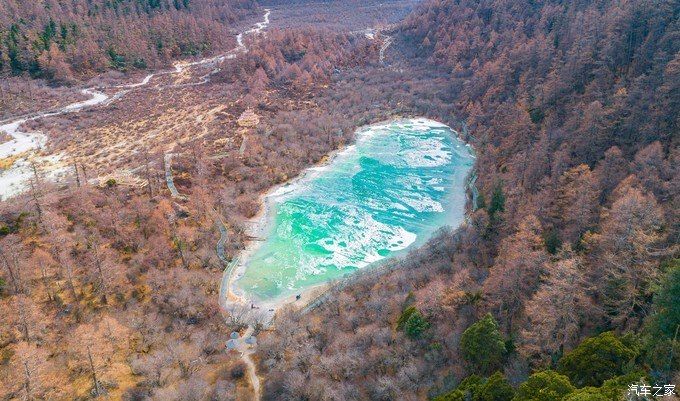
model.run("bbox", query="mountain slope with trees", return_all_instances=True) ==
[0,0,677,399]
[257,0,679,399]
[0,0,257,81]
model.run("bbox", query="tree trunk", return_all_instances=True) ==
[0,245,21,293]
[92,241,105,291]
[177,238,189,269]
[29,163,44,228]
[73,161,81,188]
[19,304,30,341]
[23,360,33,401]
[39,260,54,302]
[169,219,189,269]
[64,262,78,301]
[87,345,102,396]
[81,163,88,183]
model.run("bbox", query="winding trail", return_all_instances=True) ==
[240,325,261,401]
[0,8,271,200]
[379,35,394,64]
[350,27,393,64]
[216,216,243,311]
[163,153,186,200]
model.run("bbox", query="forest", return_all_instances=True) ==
[0,0,257,81]
[0,6,386,399]
[257,0,679,399]
[0,0,678,400]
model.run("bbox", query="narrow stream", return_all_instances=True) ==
[0,9,271,200]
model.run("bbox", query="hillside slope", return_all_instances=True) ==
[258,0,679,399]
[0,0,257,81]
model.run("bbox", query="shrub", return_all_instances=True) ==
[543,229,562,254]
[460,314,506,375]
[557,332,636,387]
[230,361,246,380]
[122,386,150,401]
[404,309,430,339]
[433,375,483,401]
[529,108,545,124]
[562,387,608,401]
[458,374,485,392]
[598,372,650,401]
[433,389,465,401]
[476,192,487,210]
[474,372,515,401]
[650,259,680,339]
[512,370,575,401]
[487,183,505,217]
[639,260,680,381]
[396,305,417,331]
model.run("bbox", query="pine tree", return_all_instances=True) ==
[460,313,506,375]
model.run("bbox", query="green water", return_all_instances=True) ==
[234,118,475,301]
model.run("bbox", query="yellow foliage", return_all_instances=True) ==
[0,155,19,170]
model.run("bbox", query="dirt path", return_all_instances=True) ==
[240,325,261,401]
[379,35,394,64]
[216,216,243,311]
[0,8,271,200]
[163,153,185,199]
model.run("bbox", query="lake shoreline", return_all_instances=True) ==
[220,116,476,320]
